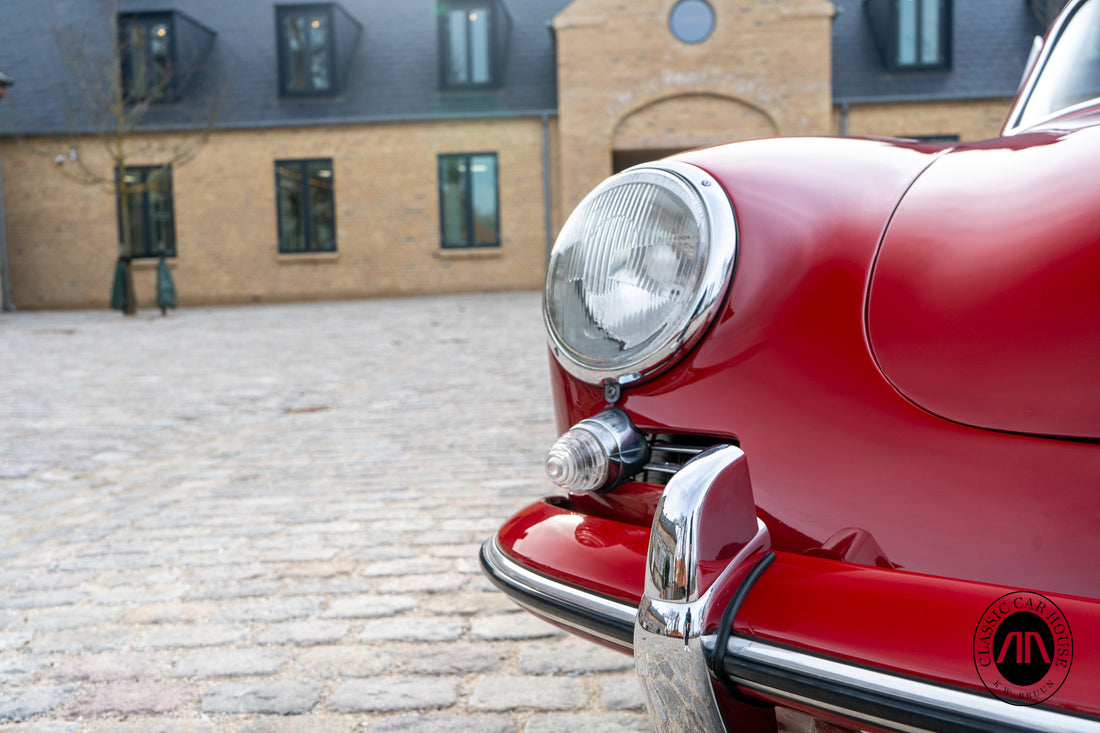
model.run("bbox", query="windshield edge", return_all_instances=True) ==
[1004,0,1094,135]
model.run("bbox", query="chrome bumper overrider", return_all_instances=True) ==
[482,443,1100,732]
[634,445,770,732]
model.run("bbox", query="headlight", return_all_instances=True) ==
[544,161,737,386]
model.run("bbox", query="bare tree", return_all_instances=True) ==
[28,1,225,314]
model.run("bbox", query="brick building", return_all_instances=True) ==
[0,0,1049,309]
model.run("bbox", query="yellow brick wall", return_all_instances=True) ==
[614,94,778,153]
[1,118,553,309]
[835,98,1016,141]
[0,2,1025,311]
[554,0,836,219]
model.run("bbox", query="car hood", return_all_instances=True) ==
[868,125,1100,440]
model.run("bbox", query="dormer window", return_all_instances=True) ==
[118,11,215,103]
[276,3,362,97]
[438,1,512,89]
[119,15,172,102]
[865,0,952,71]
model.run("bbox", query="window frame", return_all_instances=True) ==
[668,0,717,45]
[438,2,499,89]
[904,134,960,142]
[865,0,953,72]
[276,3,337,96]
[118,12,178,103]
[275,158,337,254]
[437,152,501,250]
[116,165,177,259]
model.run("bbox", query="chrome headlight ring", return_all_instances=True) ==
[544,160,738,387]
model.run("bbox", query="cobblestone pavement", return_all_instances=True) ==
[0,293,653,732]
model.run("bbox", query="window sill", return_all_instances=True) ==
[277,252,339,263]
[888,66,952,73]
[277,90,339,99]
[132,257,176,269]
[434,248,502,260]
[440,83,503,92]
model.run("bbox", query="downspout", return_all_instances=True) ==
[840,101,850,137]
[0,70,12,312]
[542,113,553,263]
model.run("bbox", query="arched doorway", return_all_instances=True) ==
[612,93,779,172]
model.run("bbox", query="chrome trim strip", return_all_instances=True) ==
[721,636,1100,733]
[649,444,707,459]
[479,536,637,650]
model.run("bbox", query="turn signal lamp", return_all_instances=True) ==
[544,409,649,493]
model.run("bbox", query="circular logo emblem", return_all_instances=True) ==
[974,592,1072,705]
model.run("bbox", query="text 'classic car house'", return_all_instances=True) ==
[0,0,1046,309]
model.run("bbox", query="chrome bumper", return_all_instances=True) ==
[478,536,636,651]
[716,635,1100,733]
[481,444,769,731]
[482,443,1100,733]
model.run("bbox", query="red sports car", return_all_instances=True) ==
[481,0,1100,730]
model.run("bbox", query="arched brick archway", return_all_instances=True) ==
[611,92,779,171]
[552,0,834,222]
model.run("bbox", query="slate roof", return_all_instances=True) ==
[832,0,1044,103]
[0,0,570,136]
[0,0,1046,136]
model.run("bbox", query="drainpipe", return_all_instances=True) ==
[0,70,14,312]
[541,113,553,263]
[840,101,850,137]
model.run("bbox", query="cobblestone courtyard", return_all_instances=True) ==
[0,294,652,732]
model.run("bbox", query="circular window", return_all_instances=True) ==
[669,0,715,44]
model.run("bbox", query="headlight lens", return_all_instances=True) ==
[545,161,737,385]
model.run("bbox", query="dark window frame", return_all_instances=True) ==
[116,165,177,259]
[275,158,337,254]
[276,4,337,96]
[865,0,952,72]
[438,1,503,89]
[118,12,178,103]
[904,134,960,142]
[437,152,501,249]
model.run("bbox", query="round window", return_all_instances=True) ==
[669,0,715,44]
